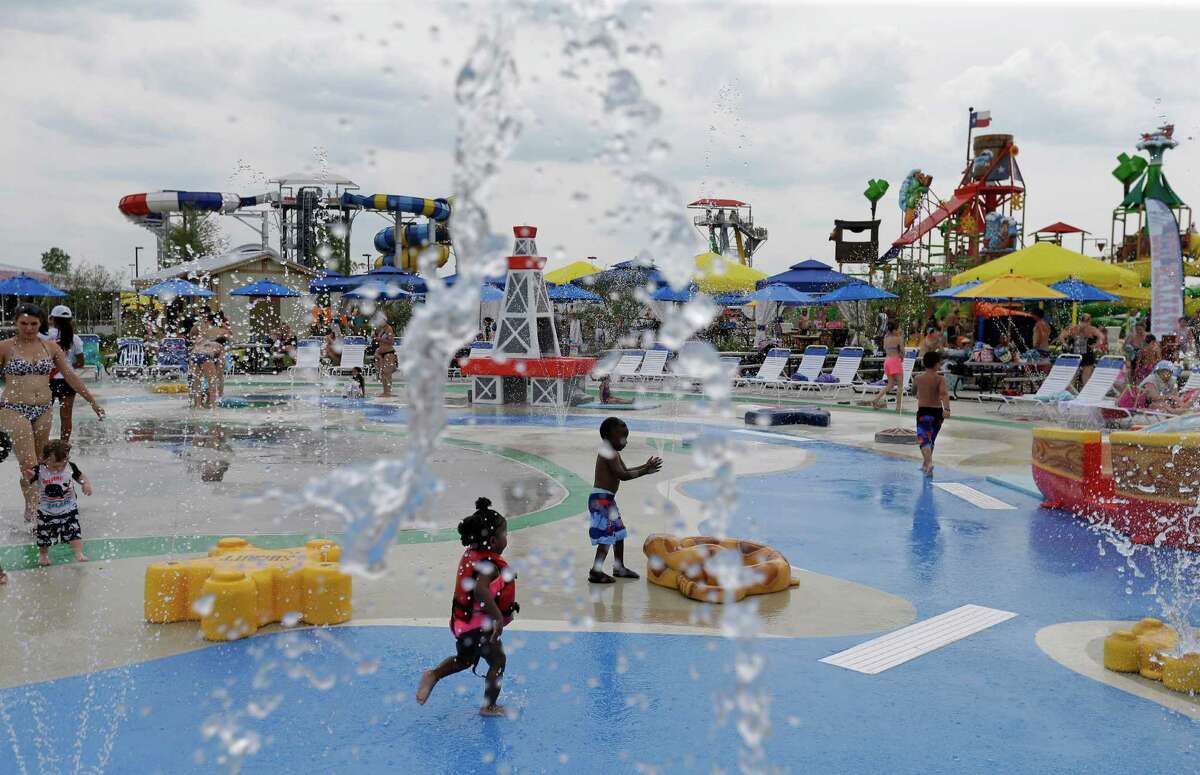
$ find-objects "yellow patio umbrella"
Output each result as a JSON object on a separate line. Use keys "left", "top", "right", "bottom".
{"left": 544, "top": 260, "right": 600, "bottom": 285}
{"left": 951, "top": 274, "right": 1068, "bottom": 301}
{"left": 693, "top": 251, "right": 767, "bottom": 293}
{"left": 950, "top": 242, "right": 1138, "bottom": 290}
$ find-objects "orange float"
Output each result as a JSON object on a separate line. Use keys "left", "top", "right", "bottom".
{"left": 642, "top": 534, "right": 799, "bottom": 603}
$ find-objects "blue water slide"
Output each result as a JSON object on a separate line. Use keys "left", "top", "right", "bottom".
{"left": 373, "top": 223, "right": 452, "bottom": 252}
{"left": 339, "top": 192, "right": 451, "bottom": 222}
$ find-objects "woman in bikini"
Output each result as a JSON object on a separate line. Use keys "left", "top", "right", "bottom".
{"left": 374, "top": 318, "right": 398, "bottom": 397}
{"left": 188, "top": 316, "right": 223, "bottom": 408}
{"left": 0, "top": 305, "right": 103, "bottom": 579}
{"left": 871, "top": 320, "right": 905, "bottom": 412}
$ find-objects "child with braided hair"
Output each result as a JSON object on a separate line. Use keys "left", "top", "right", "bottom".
{"left": 416, "top": 497, "right": 518, "bottom": 716}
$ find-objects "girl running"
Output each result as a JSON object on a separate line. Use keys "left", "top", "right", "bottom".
{"left": 416, "top": 498, "right": 518, "bottom": 716}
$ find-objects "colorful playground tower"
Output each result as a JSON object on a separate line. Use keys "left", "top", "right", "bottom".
{"left": 887, "top": 109, "right": 1026, "bottom": 273}
{"left": 1110, "top": 123, "right": 1194, "bottom": 266}
{"left": 118, "top": 174, "right": 452, "bottom": 273}
{"left": 461, "top": 226, "right": 595, "bottom": 406}
{"left": 688, "top": 198, "right": 768, "bottom": 266}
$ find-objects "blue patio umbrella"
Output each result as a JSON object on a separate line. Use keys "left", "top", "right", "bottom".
{"left": 649, "top": 284, "right": 697, "bottom": 303}
{"left": 140, "top": 278, "right": 213, "bottom": 298}
{"left": 815, "top": 282, "right": 898, "bottom": 303}
{"left": 744, "top": 283, "right": 818, "bottom": 305}
{"left": 583, "top": 260, "right": 667, "bottom": 289}
{"left": 344, "top": 281, "right": 413, "bottom": 301}
{"left": 309, "top": 270, "right": 360, "bottom": 293}
{"left": 1049, "top": 278, "right": 1121, "bottom": 303}
{"left": 362, "top": 266, "right": 428, "bottom": 294}
{"left": 479, "top": 284, "right": 505, "bottom": 302}
{"left": 0, "top": 274, "right": 66, "bottom": 298}
{"left": 759, "top": 259, "right": 855, "bottom": 293}
{"left": 930, "top": 279, "right": 981, "bottom": 298}
{"left": 547, "top": 283, "right": 602, "bottom": 303}
{"left": 443, "top": 272, "right": 506, "bottom": 288}
{"left": 230, "top": 280, "right": 302, "bottom": 298}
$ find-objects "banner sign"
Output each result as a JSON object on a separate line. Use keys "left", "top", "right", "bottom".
{"left": 1147, "top": 197, "right": 1184, "bottom": 337}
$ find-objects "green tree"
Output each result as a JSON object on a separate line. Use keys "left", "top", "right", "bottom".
{"left": 41, "top": 246, "right": 71, "bottom": 275}
{"left": 163, "top": 206, "right": 226, "bottom": 265}
{"left": 62, "top": 261, "right": 123, "bottom": 330}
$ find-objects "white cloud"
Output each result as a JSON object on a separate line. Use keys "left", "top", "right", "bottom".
{"left": 1, "top": 2, "right": 1199, "bottom": 282}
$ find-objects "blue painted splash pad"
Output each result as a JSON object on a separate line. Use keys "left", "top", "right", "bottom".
{"left": 2, "top": 410, "right": 1197, "bottom": 772}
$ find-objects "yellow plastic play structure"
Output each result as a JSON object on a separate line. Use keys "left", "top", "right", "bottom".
{"left": 642, "top": 534, "right": 800, "bottom": 603}
{"left": 144, "top": 537, "right": 352, "bottom": 641}
{"left": 1103, "top": 617, "right": 1200, "bottom": 693}
{"left": 151, "top": 382, "right": 189, "bottom": 394}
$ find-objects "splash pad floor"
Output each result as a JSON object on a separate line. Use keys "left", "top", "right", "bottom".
{"left": 0, "top": 376, "right": 1196, "bottom": 772}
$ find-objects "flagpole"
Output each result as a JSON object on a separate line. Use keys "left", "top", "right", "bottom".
{"left": 966, "top": 106, "right": 974, "bottom": 170}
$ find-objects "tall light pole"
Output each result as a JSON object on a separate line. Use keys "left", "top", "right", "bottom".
{"left": 362, "top": 252, "right": 371, "bottom": 274}
{"left": 131, "top": 246, "right": 144, "bottom": 279}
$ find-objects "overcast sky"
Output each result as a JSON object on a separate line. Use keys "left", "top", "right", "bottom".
{"left": 2, "top": 1, "right": 1198, "bottom": 282}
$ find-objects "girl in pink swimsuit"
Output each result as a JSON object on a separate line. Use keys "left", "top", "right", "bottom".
{"left": 871, "top": 320, "right": 905, "bottom": 412}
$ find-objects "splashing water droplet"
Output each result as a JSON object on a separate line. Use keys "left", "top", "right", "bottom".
{"left": 192, "top": 594, "right": 215, "bottom": 617}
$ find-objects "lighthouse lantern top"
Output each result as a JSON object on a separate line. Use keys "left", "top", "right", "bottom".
{"left": 509, "top": 224, "right": 545, "bottom": 270}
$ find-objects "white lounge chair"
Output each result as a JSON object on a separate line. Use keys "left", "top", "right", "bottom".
{"left": 782, "top": 345, "right": 828, "bottom": 389}
{"left": 794, "top": 346, "right": 864, "bottom": 397}
{"left": 634, "top": 348, "right": 670, "bottom": 381}
{"left": 734, "top": 348, "right": 791, "bottom": 391}
{"left": 612, "top": 351, "right": 646, "bottom": 382}
{"left": 288, "top": 338, "right": 323, "bottom": 377}
{"left": 328, "top": 336, "right": 368, "bottom": 377}
{"left": 112, "top": 338, "right": 146, "bottom": 379}
{"left": 855, "top": 348, "right": 918, "bottom": 401}
{"left": 996, "top": 354, "right": 1082, "bottom": 418}
{"left": 1055, "top": 355, "right": 1126, "bottom": 420}
{"left": 669, "top": 345, "right": 739, "bottom": 391}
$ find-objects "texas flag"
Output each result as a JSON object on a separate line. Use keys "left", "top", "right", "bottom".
{"left": 970, "top": 109, "right": 992, "bottom": 129}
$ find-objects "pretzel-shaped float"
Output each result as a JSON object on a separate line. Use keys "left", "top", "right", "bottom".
{"left": 643, "top": 534, "right": 800, "bottom": 603}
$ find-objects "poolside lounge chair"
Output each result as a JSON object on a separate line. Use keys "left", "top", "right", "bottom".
{"left": 612, "top": 351, "right": 646, "bottom": 382}
{"left": 77, "top": 334, "right": 102, "bottom": 381}
{"left": 734, "top": 348, "right": 790, "bottom": 391}
{"left": 669, "top": 346, "right": 739, "bottom": 391}
{"left": 112, "top": 337, "right": 146, "bottom": 379}
{"left": 634, "top": 347, "right": 670, "bottom": 382}
{"left": 794, "top": 346, "right": 864, "bottom": 397}
{"left": 781, "top": 345, "right": 828, "bottom": 388}
{"left": 853, "top": 348, "right": 918, "bottom": 401}
{"left": 996, "top": 354, "right": 1081, "bottom": 418}
{"left": 1054, "top": 356, "right": 1127, "bottom": 420}
{"left": 328, "top": 336, "right": 368, "bottom": 377}
{"left": 149, "top": 337, "right": 189, "bottom": 381}
{"left": 287, "top": 338, "right": 323, "bottom": 377}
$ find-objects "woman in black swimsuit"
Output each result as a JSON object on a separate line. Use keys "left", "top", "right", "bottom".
{"left": 0, "top": 304, "right": 103, "bottom": 547}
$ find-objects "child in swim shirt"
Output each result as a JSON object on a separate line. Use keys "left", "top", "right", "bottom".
{"left": 30, "top": 439, "right": 92, "bottom": 566}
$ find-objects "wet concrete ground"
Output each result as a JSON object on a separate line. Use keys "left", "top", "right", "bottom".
{"left": 6, "top": 374, "right": 1187, "bottom": 773}
{"left": 0, "top": 390, "right": 562, "bottom": 545}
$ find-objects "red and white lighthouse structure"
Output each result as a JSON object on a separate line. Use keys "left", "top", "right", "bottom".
{"left": 462, "top": 226, "right": 595, "bottom": 405}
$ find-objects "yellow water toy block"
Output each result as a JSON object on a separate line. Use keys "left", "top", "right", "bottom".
{"left": 643, "top": 534, "right": 799, "bottom": 603}
{"left": 144, "top": 537, "right": 352, "bottom": 641}
{"left": 151, "top": 382, "right": 189, "bottom": 394}
{"left": 1103, "top": 617, "right": 1200, "bottom": 693}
